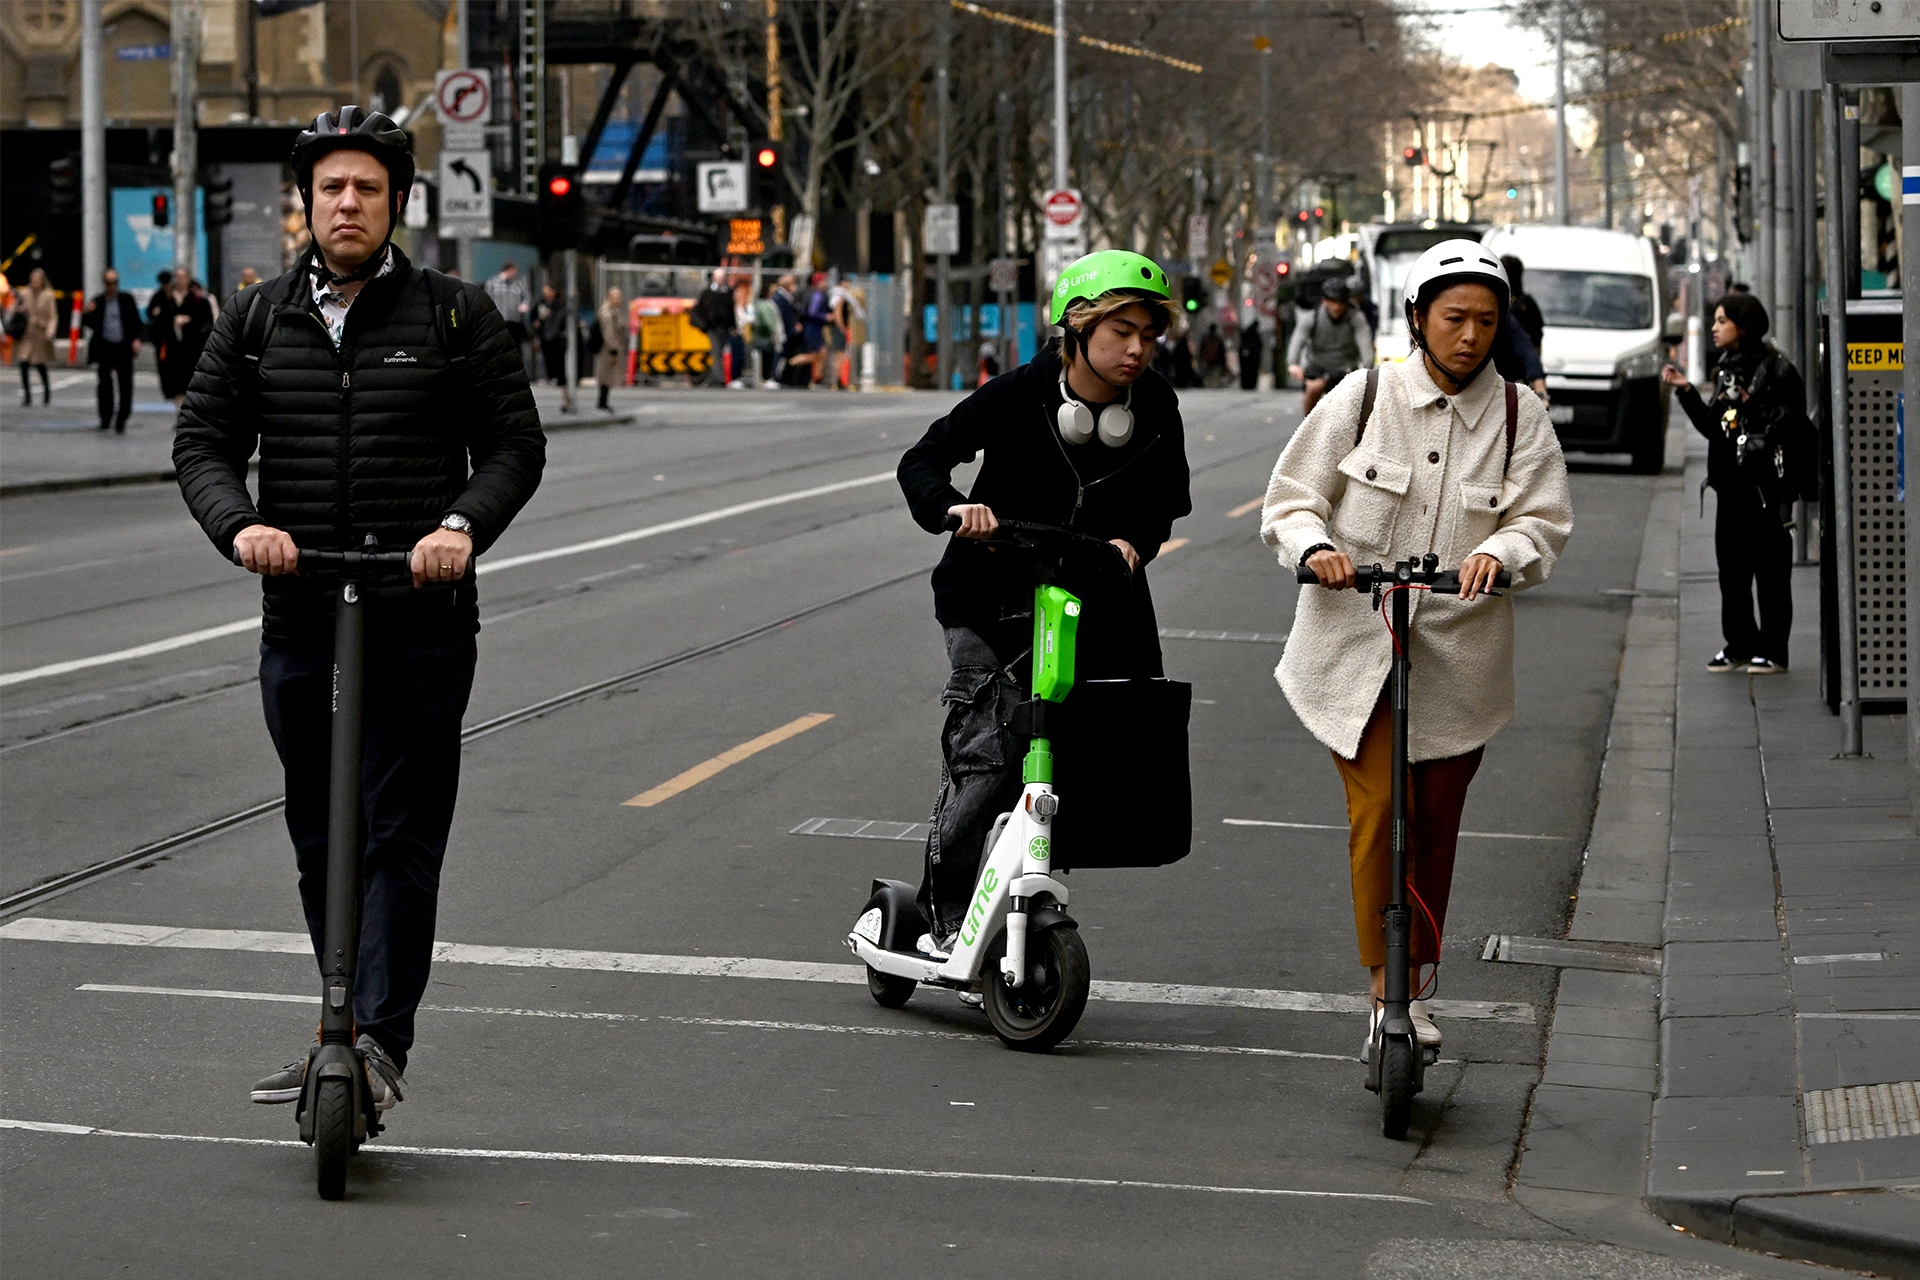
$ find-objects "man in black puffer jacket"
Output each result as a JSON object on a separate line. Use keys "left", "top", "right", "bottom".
{"left": 897, "top": 249, "right": 1190, "bottom": 951}
{"left": 174, "top": 107, "right": 544, "bottom": 1112}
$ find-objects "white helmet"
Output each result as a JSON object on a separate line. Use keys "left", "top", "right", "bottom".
{"left": 1400, "top": 239, "right": 1510, "bottom": 328}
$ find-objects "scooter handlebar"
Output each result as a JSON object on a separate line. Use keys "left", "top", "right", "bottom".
{"left": 1294, "top": 561, "right": 1511, "bottom": 592}
{"left": 231, "top": 546, "right": 417, "bottom": 572}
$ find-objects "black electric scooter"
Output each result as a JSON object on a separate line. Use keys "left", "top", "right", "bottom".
{"left": 1297, "top": 554, "right": 1509, "bottom": 1139}
{"left": 236, "top": 536, "right": 415, "bottom": 1198}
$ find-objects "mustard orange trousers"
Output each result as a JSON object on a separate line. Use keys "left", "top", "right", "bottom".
{"left": 1331, "top": 694, "right": 1483, "bottom": 968}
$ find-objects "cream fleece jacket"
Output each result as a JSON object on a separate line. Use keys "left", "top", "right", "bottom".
{"left": 1260, "top": 358, "right": 1573, "bottom": 761}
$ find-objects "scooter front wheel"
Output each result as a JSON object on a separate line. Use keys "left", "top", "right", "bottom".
{"left": 866, "top": 965, "right": 916, "bottom": 1008}
{"left": 1378, "top": 1035, "right": 1415, "bottom": 1140}
{"left": 984, "top": 924, "right": 1089, "bottom": 1052}
{"left": 314, "top": 1076, "right": 354, "bottom": 1200}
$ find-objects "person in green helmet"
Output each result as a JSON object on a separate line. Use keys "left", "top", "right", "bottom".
{"left": 896, "top": 249, "right": 1193, "bottom": 955}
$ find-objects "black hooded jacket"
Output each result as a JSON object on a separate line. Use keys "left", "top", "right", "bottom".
{"left": 897, "top": 346, "right": 1191, "bottom": 675}
{"left": 1675, "top": 343, "right": 1813, "bottom": 507}
{"left": 173, "top": 246, "right": 546, "bottom": 646}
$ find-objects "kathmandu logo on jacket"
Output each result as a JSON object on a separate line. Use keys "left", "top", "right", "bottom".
{"left": 384, "top": 350, "right": 419, "bottom": 364}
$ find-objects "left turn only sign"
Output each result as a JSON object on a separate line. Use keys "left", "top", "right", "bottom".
{"left": 438, "top": 150, "right": 492, "bottom": 239}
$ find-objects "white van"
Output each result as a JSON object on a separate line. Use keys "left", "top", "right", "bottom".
{"left": 1480, "top": 225, "right": 1672, "bottom": 473}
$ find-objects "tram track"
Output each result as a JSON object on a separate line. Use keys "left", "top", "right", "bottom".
{"left": 0, "top": 565, "right": 929, "bottom": 919}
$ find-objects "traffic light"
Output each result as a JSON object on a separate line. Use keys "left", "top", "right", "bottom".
{"left": 1313, "top": 206, "right": 1325, "bottom": 220}
{"left": 47, "top": 154, "right": 78, "bottom": 217}
{"left": 1275, "top": 261, "right": 1291, "bottom": 277}
{"left": 1295, "top": 210, "right": 1310, "bottom": 225}
{"left": 151, "top": 192, "right": 170, "bottom": 228}
{"left": 1179, "top": 276, "right": 1204, "bottom": 312}
{"left": 204, "top": 172, "right": 234, "bottom": 227}
{"left": 536, "top": 162, "right": 584, "bottom": 252}
{"left": 1506, "top": 184, "right": 1519, "bottom": 200}
{"left": 1402, "top": 146, "right": 1424, "bottom": 167}
{"left": 751, "top": 140, "right": 785, "bottom": 210}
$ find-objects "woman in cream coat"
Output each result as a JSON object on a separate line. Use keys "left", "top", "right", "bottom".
{"left": 1260, "top": 240, "right": 1572, "bottom": 1052}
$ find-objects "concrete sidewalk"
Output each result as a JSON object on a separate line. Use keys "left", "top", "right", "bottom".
{"left": 1647, "top": 433, "right": 1920, "bottom": 1270}
{"left": 0, "top": 372, "right": 632, "bottom": 497}
{"left": 1515, "top": 420, "right": 1920, "bottom": 1278}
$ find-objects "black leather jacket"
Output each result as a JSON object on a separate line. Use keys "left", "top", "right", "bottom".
{"left": 174, "top": 246, "right": 546, "bottom": 646}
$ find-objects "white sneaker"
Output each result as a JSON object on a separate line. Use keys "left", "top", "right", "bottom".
{"left": 1409, "top": 1000, "right": 1442, "bottom": 1049}
{"left": 915, "top": 932, "right": 955, "bottom": 960}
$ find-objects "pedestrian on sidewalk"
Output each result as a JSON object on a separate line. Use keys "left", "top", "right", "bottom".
{"left": 81, "top": 268, "right": 145, "bottom": 433}
{"left": 1262, "top": 240, "right": 1572, "bottom": 1054}
{"left": 11, "top": 268, "right": 59, "bottom": 406}
{"left": 484, "top": 260, "right": 532, "bottom": 373}
{"left": 534, "top": 281, "right": 573, "bottom": 411}
{"left": 149, "top": 267, "right": 215, "bottom": 407}
{"left": 593, "top": 286, "right": 625, "bottom": 411}
{"left": 691, "top": 268, "right": 736, "bottom": 387}
{"left": 1662, "top": 293, "right": 1815, "bottom": 675}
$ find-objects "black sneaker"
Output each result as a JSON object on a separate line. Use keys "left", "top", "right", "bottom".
{"left": 357, "top": 1034, "right": 406, "bottom": 1112}
{"left": 1744, "top": 657, "right": 1786, "bottom": 675}
{"left": 251, "top": 1053, "right": 308, "bottom": 1105}
{"left": 1706, "top": 649, "right": 1745, "bottom": 672}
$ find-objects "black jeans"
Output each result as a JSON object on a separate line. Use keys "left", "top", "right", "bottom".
{"left": 918, "top": 626, "right": 1027, "bottom": 937}
{"left": 1714, "top": 488, "right": 1793, "bottom": 664}
{"left": 260, "top": 630, "right": 477, "bottom": 1070}
{"left": 95, "top": 347, "right": 134, "bottom": 429}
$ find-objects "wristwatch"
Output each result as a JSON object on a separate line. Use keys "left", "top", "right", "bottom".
{"left": 439, "top": 513, "right": 474, "bottom": 537}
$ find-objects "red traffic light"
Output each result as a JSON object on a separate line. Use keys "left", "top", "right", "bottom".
{"left": 1276, "top": 262, "right": 1291, "bottom": 276}
{"left": 755, "top": 146, "right": 778, "bottom": 169}
{"left": 1313, "top": 206, "right": 1325, "bottom": 218}
{"left": 1402, "top": 146, "right": 1424, "bottom": 166}
{"left": 1295, "top": 210, "right": 1309, "bottom": 223}
{"left": 546, "top": 173, "right": 573, "bottom": 198}
{"left": 151, "top": 192, "right": 170, "bottom": 227}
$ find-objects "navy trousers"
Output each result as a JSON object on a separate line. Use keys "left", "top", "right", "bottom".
{"left": 260, "top": 631, "right": 477, "bottom": 1071}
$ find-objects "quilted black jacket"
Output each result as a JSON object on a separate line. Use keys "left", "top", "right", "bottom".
{"left": 174, "top": 246, "right": 546, "bottom": 646}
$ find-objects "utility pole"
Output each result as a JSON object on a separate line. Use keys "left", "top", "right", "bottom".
{"left": 995, "top": 22, "right": 1015, "bottom": 376}
{"left": 1601, "top": 46, "right": 1614, "bottom": 228}
{"left": 1554, "top": 0, "right": 1570, "bottom": 225}
{"left": 81, "top": 0, "right": 105, "bottom": 300}
{"left": 1904, "top": 83, "right": 1920, "bottom": 823}
{"left": 1752, "top": 0, "right": 1773, "bottom": 308}
{"left": 171, "top": 0, "right": 200, "bottom": 274}
{"left": 1256, "top": 3, "right": 1272, "bottom": 232}
{"left": 767, "top": 0, "right": 785, "bottom": 246}
{"left": 1823, "top": 84, "right": 1864, "bottom": 756}
{"left": 1053, "top": 0, "right": 1068, "bottom": 191}
{"left": 934, "top": 0, "right": 953, "bottom": 391}
{"left": 244, "top": 0, "right": 259, "bottom": 121}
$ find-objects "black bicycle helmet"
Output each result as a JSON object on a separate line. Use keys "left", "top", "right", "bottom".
{"left": 292, "top": 105, "right": 416, "bottom": 224}
{"left": 1319, "top": 277, "right": 1351, "bottom": 302}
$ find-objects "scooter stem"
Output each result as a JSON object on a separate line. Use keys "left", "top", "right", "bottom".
{"left": 319, "top": 580, "right": 366, "bottom": 1047}
{"left": 1381, "top": 562, "right": 1413, "bottom": 1022}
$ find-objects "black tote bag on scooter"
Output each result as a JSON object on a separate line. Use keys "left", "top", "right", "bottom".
{"left": 1046, "top": 676, "right": 1193, "bottom": 870}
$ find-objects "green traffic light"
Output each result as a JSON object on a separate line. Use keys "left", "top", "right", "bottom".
{"left": 1185, "top": 299, "right": 1199, "bottom": 311}
{"left": 1506, "top": 186, "right": 1518, "bottom": 199}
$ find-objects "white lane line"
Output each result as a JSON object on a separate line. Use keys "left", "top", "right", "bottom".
{"left": 1223, "top": 818, "right": 1570, "bottom": 842}
{"left": 76, "top": 984, "right": 1363, "bottom": 1061}
{"left": 0, "top": 618, "right": 261, "bottom": 690}
{"left": 0, "top": 471, "right": 895, "bottom": 690}
{"left": 1798, "top": 1012, "right": 1920, "bottom": 1021}
{"left": 0, "top": 1118, "right": 1428, "bottom": 1202}
{"left": 6, "top": 919, "right": 1533, "bottom": 1023}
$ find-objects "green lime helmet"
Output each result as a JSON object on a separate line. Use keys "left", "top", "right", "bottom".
{"left": 1049, "top": 249, "right": 1173, "bottom": 327}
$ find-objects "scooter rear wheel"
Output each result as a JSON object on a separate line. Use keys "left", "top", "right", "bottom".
{"left": 1378, "top": 1035, "right": 1414, "bottom": 1140}
{"left": 314, "top": 1076, "right": 353, "bottom": 1200}
{"left": 984, "top": 924, "right": 1089, "bottom": 1052}
{"left": 866, "top": 965, "right": 916, "bottom": 1008}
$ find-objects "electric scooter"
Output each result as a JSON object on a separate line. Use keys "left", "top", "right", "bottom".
{"left": 848, "top": 518, "right": 1140, "bottom": 1052}
{"left": 236, "top": 536, "right": 415, "bottom": 1199}
{"left": 1296, "top": 554, "right": 1509, "bottom": 1139}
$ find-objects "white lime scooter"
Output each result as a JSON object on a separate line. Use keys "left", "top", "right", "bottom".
{"left": 846, "top": 519, "right": 1100, "bottom": 1051}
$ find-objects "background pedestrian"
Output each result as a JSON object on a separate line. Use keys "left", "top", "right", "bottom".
{"left": 594, "top": 286, "right": 625, "bottom": 411}
{"left": 81, "top": 267, "right": 145, "bottom": 432}
{"left": 11, "top": 267, "right": 59, "bottom": 405}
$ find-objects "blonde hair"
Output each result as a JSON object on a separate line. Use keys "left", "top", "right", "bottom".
{"left": 1061, "top": 293, "right": 1172, "bottom": 365}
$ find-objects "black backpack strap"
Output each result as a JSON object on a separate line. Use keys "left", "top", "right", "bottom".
{"left": 421, "top": 269, "right": 472, "bottom": 363}
{"left": 1504, "top": 379, "right": 1519, "bottom": 474}
{"left": 239, "top": 283, "right": 277, "bottom": 367}
{"left": 1354, "top": 365, "right": 1380, "bottom": 447}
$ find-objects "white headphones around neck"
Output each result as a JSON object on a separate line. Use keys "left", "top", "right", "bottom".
{"left": 1056, "top": 377, "right": 1134, "bottom": 448}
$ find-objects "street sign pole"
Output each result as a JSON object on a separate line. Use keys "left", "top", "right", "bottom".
{"left": 935, "top": 0, "right": 953, "bottom": 391}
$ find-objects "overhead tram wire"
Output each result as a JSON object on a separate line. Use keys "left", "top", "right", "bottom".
{"left": 949, "top": 1, "right": 1203, "bottom": 74}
